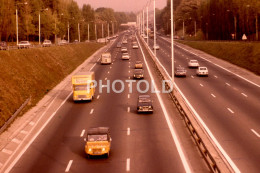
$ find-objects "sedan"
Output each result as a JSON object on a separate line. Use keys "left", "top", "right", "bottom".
{"left": 121, "top": 47, "right": 127, "bottom": 53}
{"left": 174, "top": 67, "right": 186, "bottom": 77}
{"left": 153, "top": 44, "right": 160, "bottom": 50}
{"left": 135, "top": 61, "right": 143, "bottom": 69}
{"left": 122, "top": 52, "right": 130, "bottom": 60}
{"left": 137, "top": 95, "right": 153, "bottom": 113}
{"left": 133, "top": 69, "right": 144, "bottom": 79}
{"left": 197, "top": 67, "right": 208, "bottom": 76}
{"left": 188, "top": 60, "right": 199, "bottom": 68}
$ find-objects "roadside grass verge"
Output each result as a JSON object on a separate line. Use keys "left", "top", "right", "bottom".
{"left": 0, "top": 43, "right": 104, "bottom": 127}
{"left": 177, "top": 40, "right": 260, "bottom": 75}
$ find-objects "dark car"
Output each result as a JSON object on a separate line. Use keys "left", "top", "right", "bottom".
{"left": 174, "top": 67, "right": 186, "bottom": 77}
{"left": 0, "top": 41, "right": 7, "bottom": 50}
{"left": 137, "top": 95, "right": 153, "bottom": 113}
{"left": 133, "top": 69, "right": 144, "bottom": 79}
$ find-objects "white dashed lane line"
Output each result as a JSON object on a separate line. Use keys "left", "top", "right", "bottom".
{"left": 200, "top": 84, "right": 204, "bottom": 87}
{"left": 214, "top": 75, "right": 218, "bottom": 78}
{"left": 11, "top": 138, "right": 21, "bottom": 144}
{"left": 227, "top": 108, "right": 234, "bottom": 114}
{"left": 2, "top": 149, "right": 13, "bottom": 155}
{"left": 80, "top": 129, "right": 85, "bottom": 137}
{"left": 126, "top": 158, "right": 130, "bottom": 172}
{"left": 251, "top": 129, "right": 260, "bottom": 138}
{"left": 29, "top": 122, "right": 35, "bottom": 126}
{"left": 65, "top": 160, "right": 73, "bottom": 172}
{"left": 225, "top": 83, "right": 231, "bottom": 86}
{"left": 127, "top": 128, "right": 130, "bottom": 136}
{"left": 128, "top": 94, "right": 130, "bottom": 99}
{"left": 127, "top": 107, "right": 130, "bottom": 113}
{"left": 211, "top": 94, "right": 216, "bottom": 98}
{"left": 191, "top": 76, "right": 194, "bottom": 78}
{"left": 97, "top": 95, "right": 100, "bottom": 99}
{"left": 20, "top": 130, "right": 28, "bottom": 135}
{"left": 241, "top": 93, "right": 248, "bottom": 97}
{"left": 90, "top": 109, "right": 94, "bottom": 114}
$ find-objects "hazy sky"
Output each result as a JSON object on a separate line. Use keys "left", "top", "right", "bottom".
{"left": 74, "top": 0, "right": 167, "bottom": 12}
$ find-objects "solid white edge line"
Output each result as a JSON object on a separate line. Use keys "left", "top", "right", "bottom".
{"left": 80, "top": 129, "right": 85, "bottom": 137}
{"left": 126, "top": 158, "right": 130, "bottom": 172}
{"left": 251, "top": 129, "right": 260, "bottom": 138}
{"left": 136, "top": 35, "right": 192, "bottom": 173}
{"left": 146, "top": 36, "right": 241, "bottom": 172}
{"left": 65, "top": 160, "right": 73, "bottom": 172}
{"left": 3, "top": 92, "right": 72, "bottom": 173}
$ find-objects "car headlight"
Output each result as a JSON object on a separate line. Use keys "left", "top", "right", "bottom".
{"left": 139, "top": 106, "right": 142, "bottom": 109}
{"left": 102, "top": 148, "right": 106, "bottom": 151}
{"left": 148, "top": 106, "right": 152, "bottom": 108}
{"left": 88, "top": 148, "right": 92, "bottom": 152}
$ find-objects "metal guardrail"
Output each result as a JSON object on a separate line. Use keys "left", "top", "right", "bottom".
{"left": 0, "top": 97, "right": 30, "bottom": 134}
{"left": 138, "top": 35, "right": 223, "bottom": 173}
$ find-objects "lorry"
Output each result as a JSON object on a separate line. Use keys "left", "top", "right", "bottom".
{"left": 101, "top": 52, "right": 112, "bottom": 64}
{"left": 72, "top": 72, "right": 95, "bottom": 101}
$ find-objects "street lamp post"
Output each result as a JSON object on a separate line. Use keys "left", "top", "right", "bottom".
{"left": 153, "top": 0, "right": 156, "bottom": 57}
{"left": 54, "top": 13, "right": 63, "bottom": 44}
{"left": 39, "top": 8, "right": 48, "bottom": 45}
{"left": 16, "top": 2, "right": 27, "bottom": 45}
{"left": 147, "top": 6, "right": 148, "bottom": 43}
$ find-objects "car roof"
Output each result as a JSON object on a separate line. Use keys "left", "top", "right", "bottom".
{"left": 138, "top": 95, "right": 150, "bottom": 99}
{"left": 87, "top": 127, "right": 110, "bottom": 135}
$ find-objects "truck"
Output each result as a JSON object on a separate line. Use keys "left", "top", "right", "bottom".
{"left": 101, "top": 52, "right": 112, "bottom": 64}
{"left": 72, "top": 72, "right": 95, "bottom": 101}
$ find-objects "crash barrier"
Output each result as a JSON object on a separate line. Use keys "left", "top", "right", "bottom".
{"left": 0, "top": 97, "right": 30, "bottom": 134}
{"left": 138, "top": 35, "right": 233, "bottom": 173}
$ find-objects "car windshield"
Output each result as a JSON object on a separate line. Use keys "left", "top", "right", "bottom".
{"left": 139, "top": 98, "right": 151, "bottom": 103}
{"left": 88, "top": 134, "right": 108, "bottom": 141}
{"left": 123, "top": 53, "right": 128, "bottom": 55}
{"left": 136, "top": 61, "right": 142, "bottom": 64}
{"left": 20, "top": 41, "right": 28, "bottom": 44}
{"left": 190, "top": 60, "right": 198, "bottom": 63}
{"left": 74, "top": 84, "right": 90, "bottom": 91}
{"left": 200, "top": 67, "right": 207, "bottom": 70}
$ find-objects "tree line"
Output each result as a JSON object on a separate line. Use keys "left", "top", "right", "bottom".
{"left": 157, "top": 0, "right": 260, "bottom": 40}
{"left": 0, "top": 0, "right": 136, "bottom": 43}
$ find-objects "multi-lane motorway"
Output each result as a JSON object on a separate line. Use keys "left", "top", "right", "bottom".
{"left": 146, "top": 36, "right": 260, "bottom": 173}
{"left": 6, "top": 33, "right": 210, "bottom": 172}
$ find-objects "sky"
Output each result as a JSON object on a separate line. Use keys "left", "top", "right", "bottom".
{"left": 74, "top": 0, "right": 167, "bottom": 12}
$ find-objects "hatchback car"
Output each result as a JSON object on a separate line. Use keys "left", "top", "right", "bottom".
{"left": 122, "top": 52, "right": 130, "bottom": 60}
{"left": 175, "top": 67, "right": 187, "bottom": 77}
{"left": 188, "top": 60, "right": 199, "bottom": 68}
{"left": 42, "top": 40, "right": 52, "bottom": 47}
{"left": 135, "top": 61, "right": 143, "bottom": 69}
{"left": 133, "top": 69, "right": 144, "bottom": 79}
{"left": 197, "top": 67, "right": 208, "bottom": 76}
{"left": 137, "top": 95, "right": 153, "bottom": 113}
{"left": 0, "top": 41, "right": 7, "bottom": 50}
{"left": 85, "top": 127, "right": 112, "bottom": 158}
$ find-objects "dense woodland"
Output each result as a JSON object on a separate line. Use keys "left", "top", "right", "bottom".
{"left": 0, "top": 0, "right": 136, "bottom": 43}
{"left": 158, "top": 0, "right": 260, "bottom": 40}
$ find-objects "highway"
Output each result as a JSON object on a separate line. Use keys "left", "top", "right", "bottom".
{"left": 146, "top": 36, "right": 260, "bottom": 173}
{"left": 7, "top": 32, "right": 209, "bottom": 172}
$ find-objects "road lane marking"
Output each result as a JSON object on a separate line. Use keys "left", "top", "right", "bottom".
{"left": 80, "top": 130, "right": 85, "bottom": 137}
{"left": 126, "top": 158, "right": 130, "bottom": 172}
{"left": 90, "top": 109, "right": 94, "bottom": 114}
{"left": 214, "top": 75, "right": 218, "bottom": 78}
{"left": 11, "top": 138, "right": 21, "bottom": 144}
{"left": 110, "top": 66, "right": 112, "bottom": 69}
{"left": 128, "top": 94, "right": 130, "bottom": 99}
{"left": 129, "top": 65, "right": 130, "bottom": 68}
{"left": 137, "top": 35, "right": 192, "bottom": 173}
{"left": 251, "top": 129, "right": 260, "bottom": 138}
{"left": 128, "top": 76, "right": 131, "bottom": 79}
{"left": 2, "top": 149, "right": 13, "bottom": 155}
{"left": 65, "top": 160, "right": 73, "bottom": 172}
{"left": 211, "top": 94, "right": 216, "bottom": 98}
{"left": 241, "top": 93, "right": 248, "bottom": 97}
{"left": 127, "top": 107, "right": 130, "bottom": 113}
{"left": 29, "top": 121, "right": 35, "bottom": 126}
{"left": 191, "top": 75, "right": 194, "bottom": 78}
{"left": 200, "top": 84, "right": 204, "bottom": 87}
{"left": 225, "top": 83, "right": 231, "bottom": 86}
{"left": 97, "top": 95, "right": 100, "bottom": 99}
{"left": 227, "top": 108, "right": 234, "bottom": 114}
{"left": 127, "top": 128, "right": 130, "bottom": 135}
{"left": 108, "top": 71, "right": 110, "bottom": 74}
{"left": 20, "top": 130, "right": 28, "bottom": 135}
{"left": 105, "top": 78, "right": 107, "bottom": 80}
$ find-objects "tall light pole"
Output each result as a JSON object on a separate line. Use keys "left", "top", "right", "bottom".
{"left": 171, "top": 0, "right": 174, "bottom": 81}
{"left": 88, "top": 23, "right": 90, "bottom": 41}
{"left": 39, "top": 8, "right": 48, "bottom": 45}
{"left": 16, "top": 2, "right": 27, "bottom": 45}
{"left": 147, "top": 6, "right": 149, "bottom": 44}
{"left": 68, "top": 22, "right": 70, "bottom": 42}
{"left": 153, "top": 0, "right": 156, "bottom": 57}
{"left": 102, "top": 23, "right": 104, "bottom": 38}
{"left": 78, "top": 22, "right": 80, "bottom": 42}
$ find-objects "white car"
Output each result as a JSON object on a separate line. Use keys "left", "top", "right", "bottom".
{"left": 18, "top": 41, "right": 30, "bottom": 49}
{"left": 132, "top": 44, "right": 138, "bottom": 49}
{"left": 121, "top": 47, "right": 127, "bottom": 53}
{"left": 122, "top": 39, "right": 128, "bottom": 44}
{"left": 153, "top": 44, "right": 160, "bottom": 50}
{"left": 122, "top": 52, "right": 130, "bottom": 60}
{"left": 188, "top": 60, "right": 199, "bottom": 68}
{"left": 42, "top": 40, "right": 52, "bottom": 47}
{"left": 197, "top": 67, "right": 208, "bottom": 76}
{"left": 59, "top": 40, "right": 68, "bottom": 45}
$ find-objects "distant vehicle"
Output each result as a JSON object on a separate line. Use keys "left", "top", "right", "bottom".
{"left": 122, "top": 52, "right": 130, "bottom": 60}
{"left": 117, "top": 43, "right": 121, "bottom": 48}
{"left": 71, "top": 72, "right": 95, "bottom": 101}
{"left": 122, "top": 39, "right": 127, "bottom": 44}
{"left": 74, "top": 39, "right": 79, "bottom": 43}
{"left": 42, "top": 40, "right": 52, "bottom": 47}
{"left": 174, "top": 67, "right": 186, "bottom": 77}
{"left": 18, "top": 41, "right": 30, "bottom": 49}
{"left": 59, "top": 40, "right": 68, "bottom": 45}
{"left": 137, "top": 95, "right": 153, "bottom": 113}
{"left": 132, "top": 42, "right": 138, "bottom": 49}
{"left": 173, "top": 35, "right": 179, "bottom": 39}
{"left": 143, "top": 35, "right": 148, "bottom": 39}
{"left": 0, "top": 41, "right": 7, "bottom": 50}
{"left": 197, "top": 67, "right": 208, "bottom": 76}
{"left": 85, "top": 127, "right": 112, "bottom": 158}
{"left": 121, "top": 47, "right": 127, "bottom": 53}
{"left": 133, "top": 69, "right": 144, "bottom": 79}
{"left": 101, "top": 52, "right": 112, "bottom": 64}
{"left": 153, "top": 44, "right": 160, "bottom": 50}
{"left": 135, "top": 61, "right": 143, "bottom": 69}
{"left": 188, "top": 60, "right": 199, "bottom": 68}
